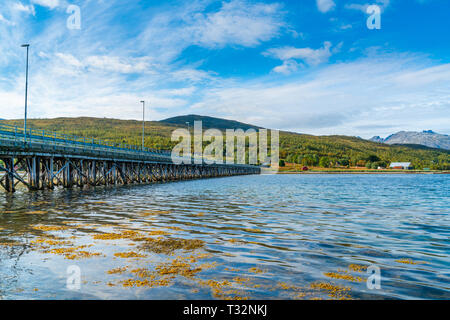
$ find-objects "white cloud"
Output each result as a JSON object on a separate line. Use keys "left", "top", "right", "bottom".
{"left": 0, "top": 64, "right": 189, "bottom": 121}
{"left": 191, "top": 0, "right": 284, "bottom": 48}
{"left": 159, "top": 87, "right": 196, "bottom": 96}
{"left": 171, "top": 68, "right": 217, "bottom": 83}
{"left": 264, "top": 42, "right": 341, "bottom": 73}
{"left": 265, "top": 42, "right": 333, "bottom": 65}
{"left": 55, "top": 53, "right": 83, "bottom": 68}
{"left": 84, "top": 56, "right": 152, "bottom": 74}
{"left": 345, "top": 0, "right": 390, "bottom": 12}
{"left": 31, "top": 0, "right": 60, "bottom": 10}
{"left": 316, "top": 0, "right": 336, "bottom": 13}
{"left": 272, "top": 60, "right": 300, "bottom": 74}
{"left": 52, "top": 53, "right": 154, "bottom": 74}
{"left": 137, "top": 0, "right": 285, "bottom": 63}
{"left": 0, "top": 13, "right": 15, "bottom": 26}
{"left": 345, "top": 3, "right": 368, "bottom": 12}
{"left": 0, "top": 90, "right": 23, "bottom": 119}
{"left": 188, "top": 56, "right": 450, "bottom": 137}
{"left": 11, "top": 2, "right": 36, "bottom": 15}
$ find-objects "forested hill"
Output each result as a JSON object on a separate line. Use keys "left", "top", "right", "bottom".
{"left": 161, "top": 115, "right": 261, "bottom": 131}
{"left": 1, "top": 116, "right": 449, "bottom": 170}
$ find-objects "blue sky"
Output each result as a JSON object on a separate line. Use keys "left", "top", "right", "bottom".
{"left": 0, "top": 0, "right": 449, "bottom": 138}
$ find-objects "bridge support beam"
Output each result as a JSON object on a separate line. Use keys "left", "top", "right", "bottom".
{"left": 2, "top": 158, "right": 15, "bottom": 193}
{"left": 0, "top": 155, "right": 260, "bottom": 193}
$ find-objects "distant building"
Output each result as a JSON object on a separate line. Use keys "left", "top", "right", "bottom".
{"left": 389, "top": 162, "right": 412, "bottom": 170}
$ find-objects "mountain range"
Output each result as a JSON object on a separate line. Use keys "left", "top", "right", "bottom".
{"left": 370, "top": 130, "right": 450, "bottom": 150}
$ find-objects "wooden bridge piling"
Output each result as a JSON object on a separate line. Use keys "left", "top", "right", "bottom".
{"left": 0, "top": 155, "right": 260, "bottom": 193}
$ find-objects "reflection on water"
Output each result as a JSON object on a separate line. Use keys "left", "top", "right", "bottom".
{"left": 0, "top": 174, "right": 449, "bottom": 300}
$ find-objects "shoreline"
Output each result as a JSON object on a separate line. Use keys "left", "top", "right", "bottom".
{"left": 272, "top": 169, "right": 449, "bottom": 175}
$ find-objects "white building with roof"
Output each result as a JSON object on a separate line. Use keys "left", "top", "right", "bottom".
{"left": 389, "top": 162, "right": 412, "bottom": 169}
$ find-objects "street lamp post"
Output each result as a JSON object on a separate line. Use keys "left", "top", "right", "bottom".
{"left": 186, "top": 122, "right": 190, "bottom": 132}
{"left": 140, "top": 101, "right": 145, "bottom": 150}
{"left": 21, "top": 44, "right": 30, "bottom": 143}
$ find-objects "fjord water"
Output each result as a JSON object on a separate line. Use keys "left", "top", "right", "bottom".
{"left": 0, "top": 174, "right": 449, "bottom": 300}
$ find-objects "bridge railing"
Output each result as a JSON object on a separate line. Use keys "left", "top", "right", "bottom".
{"left": 0, "top": 123, "right": 257, "bottom": 168}
{"left": 0, "top": 122, "right": 172, "bottom": 156}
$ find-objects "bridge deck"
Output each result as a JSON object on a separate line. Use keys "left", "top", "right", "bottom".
{"left": 0, "top": 123, "right": 260, "bottom": 192}
{"left": 0, "top": 123, "right": 254, "bottom": 169}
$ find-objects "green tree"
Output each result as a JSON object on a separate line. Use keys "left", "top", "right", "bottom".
{"left": 319, "top": 157, "right": 330, "bottom": 168}
{"left": 367, "top": 155, "right": 380, "bottom": 162}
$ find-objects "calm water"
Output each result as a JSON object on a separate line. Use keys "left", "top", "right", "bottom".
{"left": 0, "top": 174, "right": 449, "bottom": 300}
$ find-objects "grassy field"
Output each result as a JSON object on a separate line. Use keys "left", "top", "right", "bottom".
{"left": 277, "top": 163, "right": 447, "bottom": 174}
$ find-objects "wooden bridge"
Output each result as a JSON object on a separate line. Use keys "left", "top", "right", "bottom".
{"left": 0, "top": 123, "right": 260, "bottom": 192}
